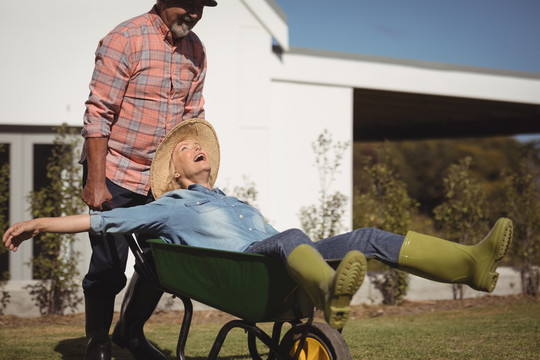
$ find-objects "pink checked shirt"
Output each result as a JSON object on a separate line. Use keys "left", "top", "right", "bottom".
{"left": 82, "top": 6, "right": 207, "bottom": 195}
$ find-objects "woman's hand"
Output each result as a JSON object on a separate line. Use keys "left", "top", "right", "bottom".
{"left": 2, "top": 220, "right": 41, "bottom": 252}
{"left": 3, "top": 214, "right": 91, "bottom": 252}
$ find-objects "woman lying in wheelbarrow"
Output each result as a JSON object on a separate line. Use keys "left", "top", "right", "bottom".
{"left": 3, "top": 118, "right": 513, "bottom": 330}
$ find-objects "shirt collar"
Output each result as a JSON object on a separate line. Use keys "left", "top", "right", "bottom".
{"left": 149, "top": 5, "right": 176, "bottom": 45}
{"left": 187, "top": 184, "right": 225, "bottom": 196}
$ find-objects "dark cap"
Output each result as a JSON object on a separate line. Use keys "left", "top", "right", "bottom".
{"left": 205, "top": 0, "right": 217, "bottom": 6}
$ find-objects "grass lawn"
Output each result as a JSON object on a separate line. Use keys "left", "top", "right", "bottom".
{"left": 0, "top": 295, "right": 538, "bottom": 359}
{"left": 343, "top": 300, "right": 539, "bottom": 359}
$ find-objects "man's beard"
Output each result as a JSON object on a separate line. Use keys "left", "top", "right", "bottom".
{"left": 170, "top": 15, "right": 195, "bottom": 39}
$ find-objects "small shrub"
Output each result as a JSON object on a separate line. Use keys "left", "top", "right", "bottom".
{"left": 354, "top": 155, "right": 417, "bottom": 305}
{"left": 433, "top": 157, "right": 490, "bottom": 299}
{"left": 298, "top": 130, "right": 350, "bottom": 240}
{"left": 502, "top": 150, "right": 540, "bottom": 297}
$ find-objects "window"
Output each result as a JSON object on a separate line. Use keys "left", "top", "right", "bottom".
{"left": 0, "top": 128, "right": 89, "bottom": 283}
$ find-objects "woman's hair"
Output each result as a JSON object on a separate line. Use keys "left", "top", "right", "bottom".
{"left": 165, "top": 153, "right": 182, "bottom": 192}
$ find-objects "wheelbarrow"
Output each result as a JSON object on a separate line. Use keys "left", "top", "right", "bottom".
{"left": 127, "top": 236, "right": 353, "bottom": 360}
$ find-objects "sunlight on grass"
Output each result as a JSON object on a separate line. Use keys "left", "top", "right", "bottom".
{"left": 0, "top": 299, "right": 537, "bottom": 359}
{"left": 343, "top": 302, "right": 539, "bottom": 359}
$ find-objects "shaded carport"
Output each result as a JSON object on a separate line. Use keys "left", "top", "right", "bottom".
{"left": 353, "top": 88, "right": 540, "bottom": 141}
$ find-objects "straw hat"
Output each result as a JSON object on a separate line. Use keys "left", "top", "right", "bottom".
{"left": 150, "top": 118, "right": 220, "bottom": 199}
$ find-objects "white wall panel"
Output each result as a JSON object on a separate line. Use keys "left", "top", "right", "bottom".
{"left": 267, "top": 82, "right": 353, "bottom": 231}
{"left": 0, "top": 0, "right": 150, "bottom": 126}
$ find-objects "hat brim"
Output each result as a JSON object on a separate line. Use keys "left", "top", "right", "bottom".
{"left": 150, "top": 118, "right": 220, "bottom": 199}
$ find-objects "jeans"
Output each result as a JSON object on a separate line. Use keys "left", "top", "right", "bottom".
{"left": 244, "top": 228, "right": 405, "bottom": 267}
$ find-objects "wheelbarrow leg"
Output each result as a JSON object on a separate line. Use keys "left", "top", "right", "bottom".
{"left": 248, "top": 322, "right": 286, "bottom": 360}
{"left": 175, "top": 295, "right": 193, "bottom": 360}
{"left": 248, "top": 331, "right": 264, "bottom": 360}
{"left": 269, "top": 322, "right": 286, "bottom": 360}
{"left": 208, "top": 320, "right": 294, "bottom": 360}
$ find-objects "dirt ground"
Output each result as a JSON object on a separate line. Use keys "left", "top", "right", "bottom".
{"left": 1, "top": 293, "right": 536, "bottom": 328}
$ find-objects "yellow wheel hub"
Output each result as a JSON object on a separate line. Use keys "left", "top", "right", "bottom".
{"left": 289, "top": 337, "right": 331, "bottom": 360}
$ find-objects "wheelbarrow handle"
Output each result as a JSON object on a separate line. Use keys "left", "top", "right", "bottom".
{"left": 126, "top": 233, "right": 160, "bottom": 284}
{"left": 102, "top": 203, "right": 160, "bottom": 285}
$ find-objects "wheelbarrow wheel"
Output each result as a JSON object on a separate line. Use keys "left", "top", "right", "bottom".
{"left": 280, "top": 321, "right": 351, "bottom": 360}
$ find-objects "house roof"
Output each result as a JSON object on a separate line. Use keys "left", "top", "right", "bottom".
{"left": 244, "top": 0, "right": 289, "bottom": 51}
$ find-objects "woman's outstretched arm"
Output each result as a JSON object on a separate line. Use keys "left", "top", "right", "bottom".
{"left": 2, "top": 214, "right": 91, "bottom": 252}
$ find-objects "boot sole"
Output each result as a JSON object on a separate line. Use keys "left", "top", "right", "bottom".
{"left": 480, "top": 218, "right": 513, "bottom": 292}
{"left": 326, "top": 251, "right": 367, "bottom": 329}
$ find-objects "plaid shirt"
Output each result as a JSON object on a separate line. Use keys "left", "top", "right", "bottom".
{"left": 82, "top": 6, "right": 207, "bottom": 195}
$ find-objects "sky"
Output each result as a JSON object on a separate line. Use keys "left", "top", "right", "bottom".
{"left": 273, "top": 0, "right": 540, "bottom": 74}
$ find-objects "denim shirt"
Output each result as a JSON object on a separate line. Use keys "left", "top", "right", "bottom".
{"left": 89, "top": 184, "right": 280, "bottom": 252}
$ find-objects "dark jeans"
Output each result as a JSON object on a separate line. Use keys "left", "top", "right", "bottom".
{"left": 244, "top": 228, "right": 405, "bottom": 267}
{"left": 82, "top": 174, "right": 154, "bottom": 298}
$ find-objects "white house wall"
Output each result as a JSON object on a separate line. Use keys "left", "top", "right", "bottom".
{"left": 0, "top": 0, "right": 151, "bottom": 126}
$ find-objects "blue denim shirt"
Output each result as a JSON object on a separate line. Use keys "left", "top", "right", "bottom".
{"left": 89, "top": 184, "right": 280, "bottom": 252}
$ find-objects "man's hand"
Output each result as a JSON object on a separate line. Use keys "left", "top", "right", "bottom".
{"left": 82, "top": 180, "right": 112, "bottom": 211}
{"left": 2, "top": 220, "right": 40, "bottom": 252}
{"left": 83, "top": 137, "right": 111, "bottom": 211}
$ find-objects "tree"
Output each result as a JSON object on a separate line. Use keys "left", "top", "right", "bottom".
{"left": 354, "top": 154, "right": 417, "bottom": 305}
{"left": 433, "top": 157, "right": 490, "bottom": 299}
{"left": 354, "top": 137, "right": 525, "bottom": 217}
{"left": 298, "top": 130, "right": 350, "bottom": 241}
{"left": 502, "top": 149, "right": 540, "bottom": 296}
{"left": 25, "top": 124, "right": 85, "bottom": 315}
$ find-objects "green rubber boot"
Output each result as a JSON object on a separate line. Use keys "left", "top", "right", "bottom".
{"left": 286, "top": 244, "right": 367, "bottom": 329}
{"left": 325, "top": 250, "right": 367, "bottom": 329}
{"left": 398, "top": 218, "right": 513, "bottom": 292}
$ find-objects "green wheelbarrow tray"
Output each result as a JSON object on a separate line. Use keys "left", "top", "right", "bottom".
{"left": 141, "top": 238, "right": 351, "bottom": 359}
{"left": 148, "top": 239, "right": 315, "bottom": 322}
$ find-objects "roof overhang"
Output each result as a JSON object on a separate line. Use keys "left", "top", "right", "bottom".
{"left": 242, "top": 0, "right": 289, "bottom": 51}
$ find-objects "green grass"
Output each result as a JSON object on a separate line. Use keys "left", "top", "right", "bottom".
{"left": 0, "top": 298, "right": 538, "bottom": 359}
{"left": 343, "top": 301, "right": 539, "bottom": 359}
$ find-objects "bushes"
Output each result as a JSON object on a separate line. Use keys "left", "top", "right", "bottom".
{"left": 433, "top": 157, "right": 490, "bottom": 299}
{"left": 502, "top": 151, "right": 540, "bottom": 296}
{"left": 354, "top": 158, "right": 417, "bottom": 305}
{"left": 355, "top": 137, "right": 540, "bottom": 297}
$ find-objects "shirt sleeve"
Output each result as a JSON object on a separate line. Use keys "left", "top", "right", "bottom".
{"left": 82, "top": 31, "right": 132, "bottom": 138}
{"left": 182, "top": 35, "right": 207, "bottom": 120}
{"left": 89, "top": 200, "right": 171, "bottom": 237}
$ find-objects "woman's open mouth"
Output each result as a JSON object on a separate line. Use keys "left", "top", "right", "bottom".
{"left": 194, "top": 154, "right": 206, "bottom": 162}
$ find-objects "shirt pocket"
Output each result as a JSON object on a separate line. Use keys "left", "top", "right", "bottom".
{"left": 238, "top": 201, "right": 267, "bottom": 230}
{"left": 185, "top": 199, "right": 221, "bottom": 214}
